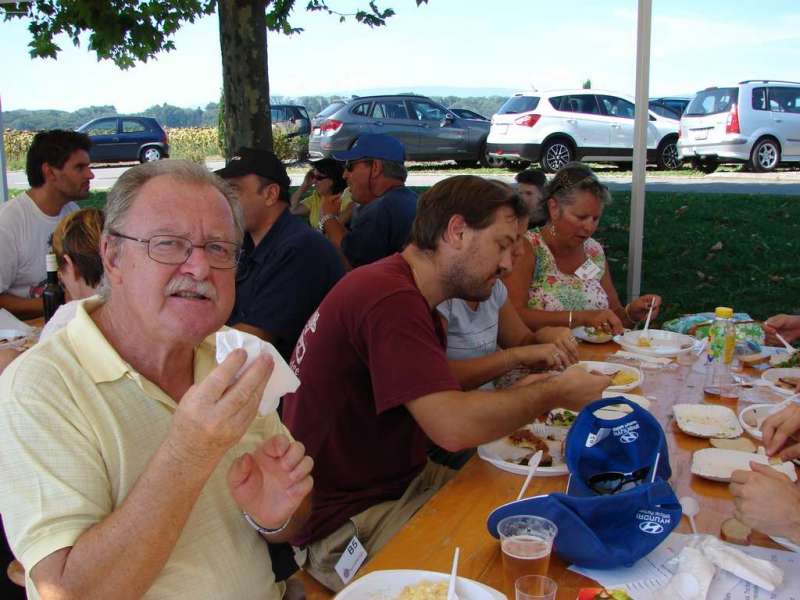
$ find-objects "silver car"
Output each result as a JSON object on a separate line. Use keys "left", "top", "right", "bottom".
{"left": 678, "top": 80, "right": 800, "bottom": 173}
{"left": 307, "top": 94, "right": 494, "bottom": 166}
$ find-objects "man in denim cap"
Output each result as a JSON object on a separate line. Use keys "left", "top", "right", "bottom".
{"left": 317, "top": 133, "right": 417, "bottom": 268}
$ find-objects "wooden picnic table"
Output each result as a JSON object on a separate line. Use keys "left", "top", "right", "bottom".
{"left": 298, "top": 340, "right": 793, "bottom": 599}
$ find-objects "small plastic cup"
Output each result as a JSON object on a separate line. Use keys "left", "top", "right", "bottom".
{"left": 515, "top": 574, "right": 558, "bottom": 600}
{"left": 498, "top": 515, "right": 558, "bottom": 597}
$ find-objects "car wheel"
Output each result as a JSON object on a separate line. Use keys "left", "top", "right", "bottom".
{"left": 749, "top": 137, "right": 780, "bottom": 172}
{"left": 540, "top": 139, "right": 573, "bottom": 173}
{"left": 690, "top": 157, "right": 719, "bottom": 174}
{"left": 656, "top": 138, "right": 681, "bottom": 170}
{"left": 140, "top": 147, "right": 163, "bottom": 163}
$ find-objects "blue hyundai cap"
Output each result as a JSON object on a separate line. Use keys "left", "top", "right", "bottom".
{"left": 332, "top": 133, "right": 406, "bottom": 162}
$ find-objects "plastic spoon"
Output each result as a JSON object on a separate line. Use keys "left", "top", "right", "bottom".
{"left": 775, "top": 332, "right": 797, "bottom": 355}
{"left": 641, "top": 298, "right": 656, "bottom": 342}
{"left": 680, "top": 496, "right": 699, "bottom": 534}
{"left": 447, "top": 546, "right": 460, "bottom": 600}
{"left": 516, "top": 450, "right": 544, "bottom": 501}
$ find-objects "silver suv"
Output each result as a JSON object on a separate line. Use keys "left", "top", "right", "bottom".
{"left": 307, "top": 94, "right": 493, "bottom": 166}
{"left": 486, "top": 89, "right": 680, "bottom": 172}
{"left": 677, "top": 80, "right": 800, "bottom": 173}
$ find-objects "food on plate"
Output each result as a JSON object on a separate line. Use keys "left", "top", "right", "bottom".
{"left": 777, "top": 376, "right": 800, "bottom": 390}
{"left": 769, "top": 352, "right": 800, "bottom": 368}
{"left": 709, "top": 437, "right": 756, "bottom": 453}
{"left": 577, "top": 589, "right": 632, "bottom": 600}
{"left": 637, "top": 336, "right": 652, "bottom": 348}
{"left": 739, "top": 352, "right": 769, "bottom": 367}
{"left": 546, "top": 408, "right": 577, "bottom": 427}
{"left": 610, "top": 371, "right": 637, "bottom": 386}
{"left": 507, "top": 428, "right": 553, "bottom": 467}
{"left": 720, "top": 517, "right": 752, "bottom": 546}
{"left": 397, "top": 581, "right": 448, "bottom": 599}
{"left": 741, "top": 410, "right": 758, "bottom": 428}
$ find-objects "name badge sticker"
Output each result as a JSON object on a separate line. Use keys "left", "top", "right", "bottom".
{"left": 575, "top": 258, "right": 602, "bottom": 281}
{"left": 334, "top": 535, "right": 368, "bottom": 585}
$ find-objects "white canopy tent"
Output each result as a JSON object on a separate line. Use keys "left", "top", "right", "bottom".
{"left": 0, "top": 0, "right": 655, "bottom": 301}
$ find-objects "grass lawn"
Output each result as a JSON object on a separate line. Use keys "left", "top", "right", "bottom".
{"left": 10, "top": 187, "right": 798, "bottom": 325}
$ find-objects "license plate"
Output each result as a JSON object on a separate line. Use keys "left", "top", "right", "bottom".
{"left": 496, "top": 124, "right": 509, "bottom": 135}
{"left": 693, "top": 129, "right": 708, "bottom": 141}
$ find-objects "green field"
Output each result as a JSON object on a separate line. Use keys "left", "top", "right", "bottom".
{"left": 10, "top": 187, "right": 798, "bottom": 324}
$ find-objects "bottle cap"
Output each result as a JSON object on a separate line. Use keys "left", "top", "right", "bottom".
{"left": 714, "top": 306, "right": 733, "bottom": 319}
{"left": 46, "top": 253, "right": 59, "bottom": 272}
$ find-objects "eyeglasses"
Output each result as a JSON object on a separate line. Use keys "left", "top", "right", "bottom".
{"left": 344, "top": 159, "right": 373, "bottom": 172}
{"left": 312, "top": 172, "right": 330, "bottom": 181}
{"left": 587, "top": 466, "right": 649, "bottom": 495}
{"left": 108, "top": 230, "right": 242, "bottom": 269}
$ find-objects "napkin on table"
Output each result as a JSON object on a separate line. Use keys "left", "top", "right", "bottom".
{"left": 661, "top": 545, "right": 716, "bottom": 600}
{"left": 215, "top": 329, "right": 300, "bottom": 415}
{"left": 695, "top": 535, "right": 784, "bottom": 592}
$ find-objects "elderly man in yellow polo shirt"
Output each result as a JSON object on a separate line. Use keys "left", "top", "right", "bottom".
{"left": 0, "top": 160, "right": 313, "bottom": 599}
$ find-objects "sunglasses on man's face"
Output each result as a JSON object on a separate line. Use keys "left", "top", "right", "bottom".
{"left": 312, "top": 172, "right": 330, "bottom": 181}
{"left": 587, "top": 466, "right": 650, "bottom": 495}
{"left": 344, "top": 159, "right": 373, "bottom": 172}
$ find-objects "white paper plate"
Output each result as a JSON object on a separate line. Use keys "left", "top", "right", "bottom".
{"left": 335, "top": 569, "right": 506, "bottom": 600}
{"left": 597, "top": 391, "right": 651, "bottom": 419}
{"left": 580, "top": 360, "right": 643, "bottom": 392}
{"left": 738, "top": 403, "right": 783, "bottom": 441}
{"left": 477, "top": 427, "right": 568, "bottom": 477}
{"left": 691, "top": 447, "right": 798, "bottom": 482}
{"left": 615, "top": 329, "right": 695, "bottom": 357}
{"left": 673, "top": 403, "right": 743, "bottom": 439}
{"left": 572, "top": 326, "right": 613, "bottom": 344}
{"left": 769, "top": 535, "right": 800, "bottom": 553}
{"left": 761, "top": 368, "right": 800, "bottom": 395}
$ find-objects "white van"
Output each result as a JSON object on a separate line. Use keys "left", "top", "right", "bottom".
{"left": 677, "top": 80, "right": 800, "bottom": 173}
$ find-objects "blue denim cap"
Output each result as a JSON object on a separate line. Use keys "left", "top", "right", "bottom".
{"left": 332, "top": 133, "right": 406, "bottom": 162}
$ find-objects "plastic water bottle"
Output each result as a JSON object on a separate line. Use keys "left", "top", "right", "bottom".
{"left": 703, "top": 306, "right": 738, "bottom": 398}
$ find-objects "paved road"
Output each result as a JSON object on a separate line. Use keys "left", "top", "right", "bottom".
{"left": 5, "top": 161, "right": 800, "bottom": 196}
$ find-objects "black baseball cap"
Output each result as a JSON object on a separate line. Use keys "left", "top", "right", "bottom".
{"left": 215, "top": 148, "right": 291, "bottom": 200}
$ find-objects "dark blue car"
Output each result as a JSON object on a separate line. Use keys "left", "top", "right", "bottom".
{"left": 76, "top": 116, "right": 170, "bottom": 163}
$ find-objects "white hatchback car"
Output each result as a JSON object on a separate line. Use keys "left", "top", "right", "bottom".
{"left": 486, "top": 89, "right": 680, "bottom": 172}
{"left": 677, "top": 80, "right": 800, "bottom": 173}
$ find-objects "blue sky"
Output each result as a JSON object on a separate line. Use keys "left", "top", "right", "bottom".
{"left": 2, "top": 0, "right": 799, "bottom": 112}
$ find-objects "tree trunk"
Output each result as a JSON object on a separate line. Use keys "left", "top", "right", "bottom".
{"left": 218, "top": 0, "right": 272, "bottom": 157}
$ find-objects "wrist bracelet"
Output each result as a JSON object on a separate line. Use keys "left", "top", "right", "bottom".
{"left": 568, "top": 310, "right": 573, "bottom": 329}
{"left": 243, "top": 512, "right": 291, "bottom": 535}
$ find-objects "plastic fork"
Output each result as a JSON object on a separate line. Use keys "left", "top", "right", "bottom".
{"left": 775, "top": 332, "right": 797, "bottom": 355}
{"left": 447, "top": 546, "right": 460, "bottom": 600}
{"left": 516, "top": 450, "right": 544, "bottom": 500}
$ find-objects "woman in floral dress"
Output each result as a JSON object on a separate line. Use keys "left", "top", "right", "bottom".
{"left": 505, "top": 162, "right": 661, "bottom": 335}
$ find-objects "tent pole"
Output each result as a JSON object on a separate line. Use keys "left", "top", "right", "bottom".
{"left": 627, "top": 0, "right": 652, "bottom": 303}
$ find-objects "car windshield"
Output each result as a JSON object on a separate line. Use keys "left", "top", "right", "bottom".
{"left": 685, "top": 88, "right": 738, "bottom": 116}
{"left": 497, "top": 96, "right": 540, "bottom": 115}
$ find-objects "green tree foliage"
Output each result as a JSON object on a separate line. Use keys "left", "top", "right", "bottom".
{"left": 1, "top": 1, "right": 429, "bottom": 152}
{"left": 582, "top": 78, "right": 592, "bottom": 89}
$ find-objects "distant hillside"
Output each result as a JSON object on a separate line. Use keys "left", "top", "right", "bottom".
{"left": 4, "top": 94, "right": 511, "bottom": 131}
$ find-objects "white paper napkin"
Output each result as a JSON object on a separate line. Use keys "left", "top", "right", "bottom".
{"left": 695, "top": 535, "right": 784, "bottom": 592}
{"left": 0, "top": 308, "right": 34, "bottom": 338}
{"left": 215, "top": 329, "right": 300, "bottom": 415}
{"left": 662, "top": 546, "right": 716, "bottom": 600}
{"left": 612, "top": 350, "right": 673, "bottom": 365}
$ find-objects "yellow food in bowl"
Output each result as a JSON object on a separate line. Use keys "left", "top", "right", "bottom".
{"left": 398, "top": 581, "right": 448, "bottom": 600}
{"left": 637, "top": 336, "right": 652, "bottom": 348}
{"left": 611, "top": 371, "right": 637, "bottom": 386}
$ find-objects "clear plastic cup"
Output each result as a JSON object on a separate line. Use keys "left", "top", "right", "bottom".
{"left": 498, "top": 515, "right": 558, "bottom": 597}
{"left": 515, "top": 574, "right": 558, "bottom": 600}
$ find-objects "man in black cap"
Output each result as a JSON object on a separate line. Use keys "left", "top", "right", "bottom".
{"left": 216, "top": 148, "right": 345, "bottom": 360}
{"left": 318, "top": 133, "right": 417, "bottom": 269}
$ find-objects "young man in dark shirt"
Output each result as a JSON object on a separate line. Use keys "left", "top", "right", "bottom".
{"left": 317, "top": 134, "right": 417, "bottom": 268}
{"left": 283, "top": 175, "right": 611, "bottom": 591}
{"left": 217, "top": 148, "right": 344, "bottom": 360}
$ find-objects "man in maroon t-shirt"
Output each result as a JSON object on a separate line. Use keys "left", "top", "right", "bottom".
{"left": 282, "top": 175, "right": 611, "bottom": 591}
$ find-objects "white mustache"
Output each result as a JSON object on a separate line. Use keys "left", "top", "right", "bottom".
{"left": 164, "top": 276, "right": 218, "bottom": 301}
